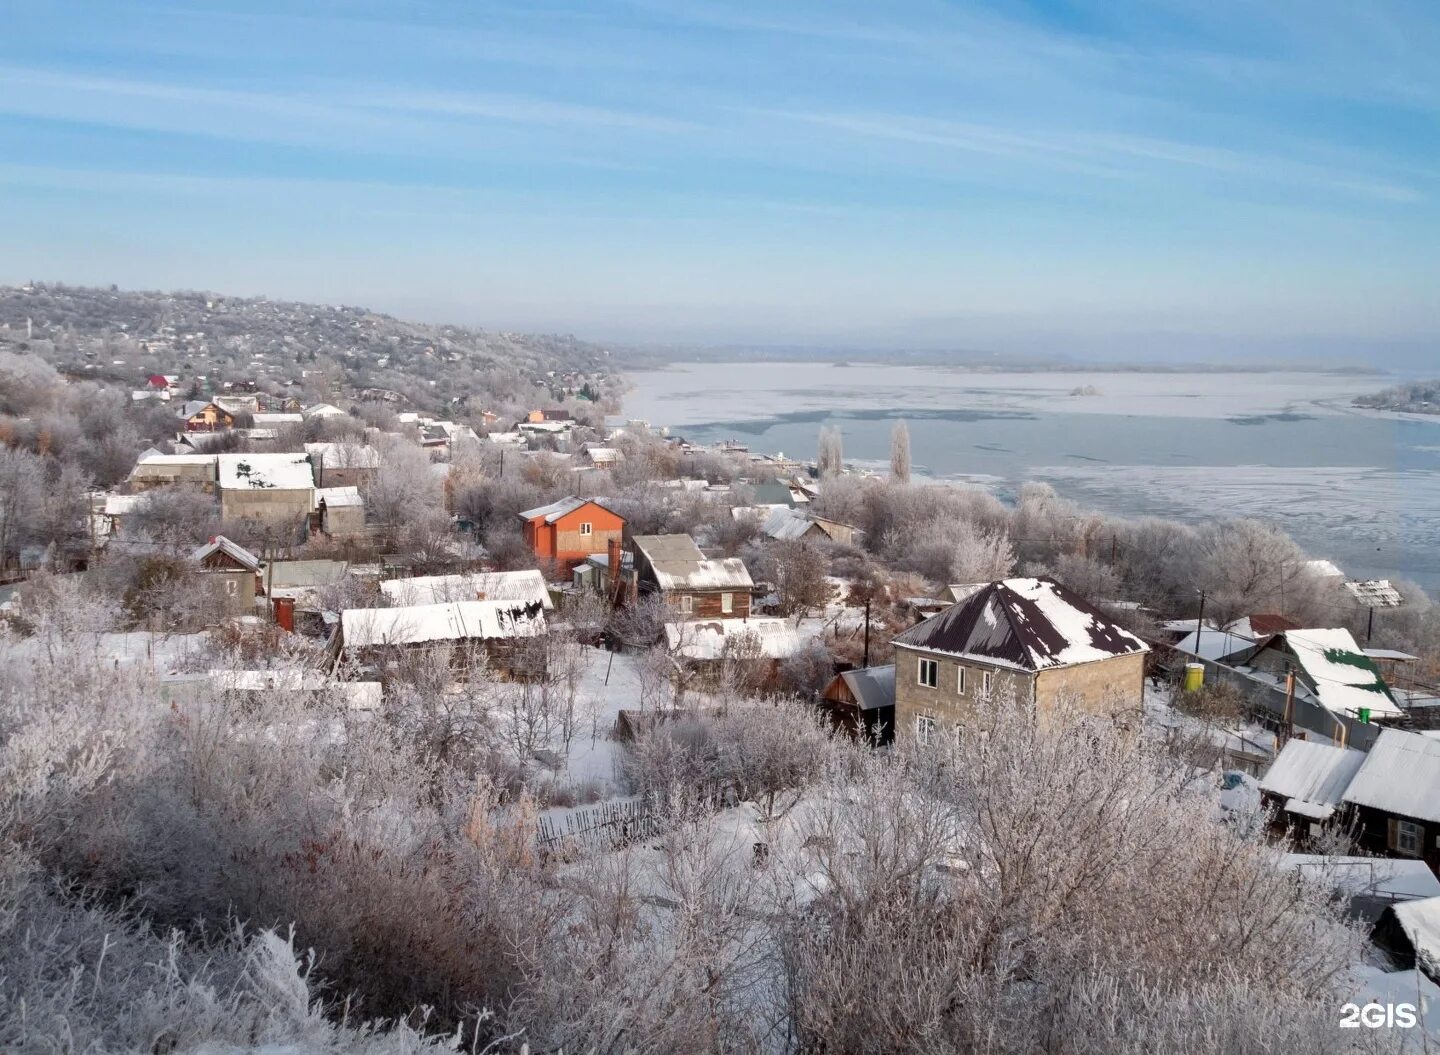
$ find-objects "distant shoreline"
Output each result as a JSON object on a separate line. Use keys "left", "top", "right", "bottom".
{"left": 618, "top": 354, "right": 1383, "bottom": 377}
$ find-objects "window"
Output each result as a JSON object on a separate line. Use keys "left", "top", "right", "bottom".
{"left": 224, "top": 579, "right": 238, "bottom": 596}
{"left": 721, "top": 592, "right": 733, "bottom": 614}
{"left": 917, "top": 658, "right": 938, "bottom": 688}
{"left": 982, "top": 670, "right": 994, "bottom": 695}
{"left": 1396, "top": 820, "right": 1424, "bottom": 857}
{"left": 956, "top": 667, "right": 967, "bottom": 694}
{"left": 579, "top": 522, "right": 593, "bottom": 536}
{"left": 679, "top": 594, "right": 693, "bottom": 614}
{"left": 954, "top": 723, "right": 964, "bottom": 746}
{"left": 915, "top": 713, "right": 937, "bottom": 745}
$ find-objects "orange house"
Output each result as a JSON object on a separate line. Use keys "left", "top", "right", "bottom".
{"left": 518, "top": 496, "right": 625, "bottom": 571}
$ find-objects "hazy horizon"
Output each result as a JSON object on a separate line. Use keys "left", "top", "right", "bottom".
{"left": 3, "top": 1, "right": 1438, "bottom": 362}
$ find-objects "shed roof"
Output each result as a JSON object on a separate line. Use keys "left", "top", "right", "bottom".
{"left": 1391, "top": 897, "right": 1440, "bottom": 978}
{"left": 839, "top": 664, "right": 897, "bottom": 711}
{"left": 217, "top": 452, "right": 315, "bottom": 491}
{"left": 894, "top": 578, "right": 1149, "bottom": 672}
{"left": 632, "top": 534, "right": 706, "bottom": 563}
{"left": 316, "top": 486, "right": 363, "bottom": 508}
{"left": 1344, "top": 729, "right": 1440, "bottom": 824}
{"left": 761, "top": 506, "right": 817, "bottom": 541}
{"left": 1260, "top": 740, "right": 1366, "bottom": 819}
{"left": 380, "top": 569, "right": 553, "bottom": 610}
{"left": 1270, "top": 628, "right": 1400, "bottom": 719}
{"left": 341, "top": 600, "right": 547, "bottom": 648}
{"left": 1344, "top": 579, "right": 1405, "bottom": 608}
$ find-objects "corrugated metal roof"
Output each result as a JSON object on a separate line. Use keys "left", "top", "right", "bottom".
{"left": 1282, "top": 628, "right": 1400, "bottom": 719}
{"left": 1260, "top": 740, "right": 1365, "bottom": 816}
{"left": 894, "top": 578, "right": 1148, "bottom": 672}
{"left": 652, "top": 557, "right": 754, "bottom": 591}
{"left": 1344, "top": 579, "right": 1405, "bottom": 608}
{"left": 1344, "top": 729, "right": 1440, "bottom": 824}
{"left": 380, "top": 569, "right": 553, "bottom": 610}
{"left": 342, "top": 599, "right": 547, "bottom": 648}
{"left": 519, "top": 495, "right": 617, "bottom": 523}
{"left": 840, "top": 664, "right": 897, "bottom": 711}
{"left": 632, "top": 534, "right": 706, "bottom": 563}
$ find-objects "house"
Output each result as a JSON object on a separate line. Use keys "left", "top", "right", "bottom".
{"left": 665, "top": 617, "right": 805, "bottom": 683}
{"left": 760, "top": 506, "right": 859, "bottom": 546}
{"left": 527, "top": 408, "right": 574, "bottom": 424}
{"left": 305, "top": 442, "right": 381, "bottom": 488}
{"left": 1224, "top": 613, "right": 1300, "bottom": 639}
{"left": 1345, "top": 579, "right": 1405, "bottom": 609}
{"left": 577, "top": 445, "right": 624, "bottom": 470}
{"left": 146, "top": 373, "right": 179, "bottom": 391}
{"left": 181, "top": 401, "right": 235, "bottom": 432}
{"left": 749, "top": 480, "right": 805, "bottom": 508}
{"left": 518, "top": 496, "right": 625, "bottom": 571}
{"left": 192, "top": 535, "right": 260, "bottom": 614}
{"left": 1342, "top": 730, "right": 1440, "bottom": 871}
{"left": 302, "top": 403, "right": 347, "bottom": 420}
{"left": 251, "top": 412, "right": 303, "bottom": 429}
{"left": 209, "top": 669, "right": 381, "bottom": 711}
{"left": 339, "top": 599, "right": 548, "bottom": 677}
{"left": 380, "top": 569, "right": 553, "bottom": 610}
{"left": 217, "top": 453, "right": 315, "bottom": 532}
{"left": 1229, "top": 628, "right": 1402, "bottom": 725}
{"left": 128, "top": 452, "right": 218, "bottom": 491}
{"left": 1259, "top": 739, "right": 1367, "bottom": 834}
{"left": 820, "top": 664, "right": 897, "bottom": 745}
{"left": 315, "top": 486, "right": 365, "bottom": 538}
{"left": 892, "top": 577, "right": 1150, "bottom": 743}
{"left": 630, "top": 534, "right": 754, "bottom": 619}
{"left": 99, "top": 492, "right": 148, "bottom": 535}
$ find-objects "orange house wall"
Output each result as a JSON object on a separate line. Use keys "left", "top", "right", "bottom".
{"left": 524, "top": 504, "right": 625, "bottom": 569}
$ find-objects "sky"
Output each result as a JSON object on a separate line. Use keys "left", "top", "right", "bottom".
{"left": 1, "top": 0, "right": 1438, "bottom": 361}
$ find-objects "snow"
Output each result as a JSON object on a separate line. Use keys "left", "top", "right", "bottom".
{"left": 1284, "top": 628, "right": 1402, "bottom": 720}
{"left": 342, "top": 600, "right": 547, "bottom": 648}
{"left": 1259, "top": 739, "right": 1365, "bottom": 818}
{"left": 314, "top": 485, "right": 362, "bottom": 508}
{"left": 519, "top": 495, "right": 609, "bottom": 523}
{"left": 1171, "top": 628, "right": 1254, "bottom": 661}
{"left": 380, "top": 569, "right": 553, "bottom": 610}
{"left": 192, "top": 535, "right": 262, "bottom": 570}
{"left": 666, "top": 617, "right": 810, "bottom": 660}
{"left": 1344, "top": 730, "right": 1440, "bottom": 824}
{"left": 1282, "top": 854, "right": 1440, "bottom": 902}
{"left": 217, "top": 452, "right": 315, "bottom": 491}
{"left": 652, "top": 557, "right": 754, "bottom": 592}
{"left": 304, "top": 442, "right": 381, "bottom": 468}
{"left": 1348, "top": 965, "right": 1440, "bottom": 1046}
{"left": 1394, "top": 898, "right": 1440, "bottom": 979}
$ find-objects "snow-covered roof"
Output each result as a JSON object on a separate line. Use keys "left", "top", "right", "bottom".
{"left": 217, "top": 452, "right": 315, "bottom": 491}
{"left": 1283, "top": 854, "right": 1440, "bottom": 902}
{"left": 894, "top": 578, "right": 1149, "bottom": 672}
{"left": 1260, "top": 740, "right": 1366, "bottom": 820}
{"left": 380, "top": 569, "right": 553, "bottom": 610}
{"left": 305, "top": 442, "right": 381, "bottom": 469}
{"left": 1393, "top": 898, "right": 1440, "bottom": 978}
{"left": 134, "top": 452, "right": 218, "bottom": 468}
{"left": 316, "top": 486, "right": 363, "bottom": 508}
{"left": 252, "top": 412, "right": 303, "bottom": 426}
{"left": 102, "top": 493, "right": 148, "bottom": 516}
{"left": 1225, "top": 614, "right": 1299, "bottom": 639}
{"left": 211, "top": 669, "right": 331, "bottom": 691}
{"left": 519, "top": 495, "right": 616, "bottom": 523}
{"left": 1281, "top": 628, "right": 1401, "bottom": 719}
{"left": 666, "top": 617, "right": 806, "bottom": 660}
{"left": 762, "top": 506, "right": 816, "bottom": 541}
{"left": 1172, "top": 628, "right": 1254, "bottom": 662}
{"left": 583, "top": 446, "right": 623, "bottom": 463}
{"left": 1306, "top": 558, "right": 1344, "bottom": 578}
{"left": 1344, "top": 730, "right": 1440, "bottom": 824}
{"left": 341, "top": 600, "right": 548, "bottom": 648}
{"left": 1345, "top": 579, "right": 1405, "bottom": 608}
{"left": 302, "top": 403, "right": 347, "bottom": 418}
{"left": 192, "top": 535, "right": 261, "bottom": 571}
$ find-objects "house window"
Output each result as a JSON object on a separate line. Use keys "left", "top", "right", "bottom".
{"left": 679, "top": 594, "right": 694, "bottom": 614}
{"left": 1395, "top": 820, "right": 1424, "bottom": 857}
{"left": 224, "top": 579, "right": 238, "bottom": 596}
{"left": 956, "top": 667, "right": 966, "bottom": 694}
{"left": 579, "top": 522, "right": 593, "bottom": 536}
{"left": 915, "top": 713, "right": 936, "bottom": 745}
{"left": 917, "top": 658, "right": 938, "bottom": 688}
{"left": 721, "top": 592, "right": 733, "bottom": 614}
{"left": 982, "top": 670, "right": 994, "bottom": 695}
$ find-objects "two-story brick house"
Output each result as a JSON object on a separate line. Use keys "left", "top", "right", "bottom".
{"left": 892, "top": 577, "right": 1149, "bottom": 743}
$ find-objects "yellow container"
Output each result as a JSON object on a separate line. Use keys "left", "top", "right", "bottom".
{"left": 1183, "top": 663, "right": 1204, "bottom": 693}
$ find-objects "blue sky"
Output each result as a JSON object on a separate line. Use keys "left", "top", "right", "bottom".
{"left": 1, "top": 1, "right": 1437, "bottom": 359}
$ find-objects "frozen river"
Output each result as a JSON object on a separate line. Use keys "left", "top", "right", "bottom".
{"left": 624, "top": 362, "right": 1440, "bottom": 591}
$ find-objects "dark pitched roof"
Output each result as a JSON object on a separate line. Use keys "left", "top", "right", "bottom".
{"left": 893, "top": 577, "right": 1149, "bottom": 672}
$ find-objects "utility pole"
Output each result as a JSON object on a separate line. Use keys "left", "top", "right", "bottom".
{"left": 1195, "top": 590, "right": 1206, "bottom": 656}
{"left": 1282, "top": 670, "right": 1296, "bottom": 746}
{"left": 863, "top": 598, "right": 871, "bottom": 669}
{"left": 1367, "top": 605, "right": 1375, "bottom": 643}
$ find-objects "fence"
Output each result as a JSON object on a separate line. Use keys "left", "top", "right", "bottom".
{"left": 535, "top": 798, "right": 662, "bottom": 857}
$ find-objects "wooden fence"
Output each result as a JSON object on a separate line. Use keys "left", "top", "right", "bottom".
{"left": 535, "top": 798, "right": 662, "bottom": 857}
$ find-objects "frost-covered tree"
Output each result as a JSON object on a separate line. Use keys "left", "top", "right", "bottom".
{"left": 817, "top": 425, "right": 844, "bottom": 478}
{"left": 889, "top": 418, "right": 911, "bottom": 482}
